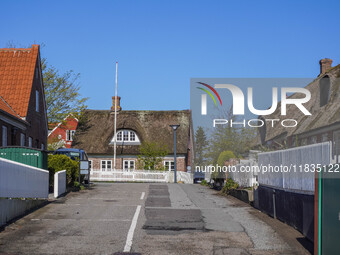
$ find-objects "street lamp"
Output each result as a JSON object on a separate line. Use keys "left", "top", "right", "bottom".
{"left": 170, "top": 124, "right": 180, "bottom": 183}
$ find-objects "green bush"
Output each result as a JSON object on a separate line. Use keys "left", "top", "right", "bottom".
{"left": 201, "top": 180, "right": 208, "bottom": 186}
{"left": 217, "top": 150, "right": 236, "bottom": 167}
{"left": 221, "top": 178, "right": 239, "bottom": 195}
{"left": 211, "top": 150, "right": 236, "bottom": 185}
{"left": 48, "top": 154, "right": 79, "bottom": 187}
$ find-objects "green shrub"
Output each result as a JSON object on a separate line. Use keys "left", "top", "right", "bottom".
{"left": 217, "top": 150, "right": 236, "bottom": 167}
{"left": 221, "top": 178, "right": 239, "bottom": 194}
{"left": 211, "top": 151, "right": 236, "bottom": 185}
{"left": 74, "top": 181, "right": 80, "bottom": 188}
{"left": 201, "top": 180, "right": 208, "bottom": 186}
{"left": 48, "top": 154, "right": 79, "bottom": 187}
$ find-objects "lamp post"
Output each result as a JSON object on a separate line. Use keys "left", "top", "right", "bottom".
{"left": 170, "top": 124, "right": 180, "bottom": 183}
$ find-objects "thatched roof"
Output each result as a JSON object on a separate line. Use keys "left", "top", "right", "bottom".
{"left": 72, "top": 110, "right": 191, "bottom": 155}
{"left": 258, "top": 64, "right": 340, "bottom": 144}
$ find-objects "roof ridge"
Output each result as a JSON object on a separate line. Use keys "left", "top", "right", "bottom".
{"left": 0, "top": 96, "right": 21, "bottom": 118}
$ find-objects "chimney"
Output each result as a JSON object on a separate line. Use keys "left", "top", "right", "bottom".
{"left": 111, "top": 96, "right": 122, "bottom": 112}
{"left": 319, "top": 58, "right": 333, "bottom": 75}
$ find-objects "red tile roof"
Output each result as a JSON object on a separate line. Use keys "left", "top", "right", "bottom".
{"left": 0, "top": 96, "right": 21, "bottom": 119}
{"left": 0, "top": 45, "right": 39, "bottom": 117}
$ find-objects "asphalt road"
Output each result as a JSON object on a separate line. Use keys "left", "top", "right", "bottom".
{"left": 0, "top": 183, "right": 312, "bottom": 255}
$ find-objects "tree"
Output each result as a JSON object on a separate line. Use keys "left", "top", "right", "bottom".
{"left": 194, "top": 126, "right": 208, "bottom": 166}
{"left": 137, "top": 141, "right": 169, "bottom": 170}
{"left": 42, "top": 59, "right": 88, "bottom": 123}
{"left": 205, "top": 107, "right": 256, "bottom": 164}
{"left": 217, "top": 150, "right": 236, "bottom": 167}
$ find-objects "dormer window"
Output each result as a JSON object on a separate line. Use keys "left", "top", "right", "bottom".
{"left": 111, "top": 129, "right": 140, "bottom": 145}
{"left": 320, "top": 75, "right": 330, "bottom": 107}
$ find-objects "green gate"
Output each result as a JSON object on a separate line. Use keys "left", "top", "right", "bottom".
{"left": 319, "top": 164, "right": 340, "bottom": 254}
{"left": 0, "top": 147, "right": 48, "bottom": 170}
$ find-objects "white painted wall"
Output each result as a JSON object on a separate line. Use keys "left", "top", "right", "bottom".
{"left": 0, "top": 157, "right": 49, "bottom": 199}
{"left": 54, "top": 170, "right": 66, "bottom": 198}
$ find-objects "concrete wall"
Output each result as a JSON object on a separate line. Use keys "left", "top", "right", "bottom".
{"left": 0, "top": 199, "right": 46, "bottom": 227}
{"left": 0, "top": 157, "right": 49, "bottom": 199}
{"left": 0, "top": 157, "right": 49, "bottom": 227}
{"left": 54, "top": 170, "right": 66, "bottom": 198}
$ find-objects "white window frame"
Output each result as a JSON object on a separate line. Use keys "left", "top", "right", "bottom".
{"left": 2, "top": 126, "right": 7, "bottom": 147}
{"left": 115, "top": 130, "right": 139, "bottom": 143}
{"left": 164, "top": 160, "right": 174, "bottom": 171}
{"left": 123, "top": 160, "right": 135, "bottom": 170}
{"left": 28, "top": 137, "right": 33, "bottom": 148}
{"left": 20, "top": 133, "right": 25, "bottom": 146}
{"left": 36, "top": 90, "right": 39, "bottom": 112}
{"left": 101, "top": 160, "right": 112, "bottom": 171}
{"left": 66, "top": 130, "right": 76, "bottom": 141}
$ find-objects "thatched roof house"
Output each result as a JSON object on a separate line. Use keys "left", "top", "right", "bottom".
{"left": 72, "top": 98, "right": 193, "bottom": 173}
{"left": 257, "top": 58, "right": 340, "bottom": 150}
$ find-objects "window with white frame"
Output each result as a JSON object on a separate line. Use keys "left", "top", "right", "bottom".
{"left": 36, "top": 90, "right": 39, "bottom": 112}
{"left": 123, "top": 160, "right": 135, "bottom": 170}
{"left": 101, "top": 160, "right": 112, "bottom": 171}
{"left": 89, "top": 160, "right": 93, "bottom": 171}
{"left": 164, "top": 161, "right": 174, "bottom": 171}
{"left": 114, "top": 130, "right": 139, "bottom": 143}
{"left": 2, "top": 126, "right": 7, "bottom": 147}
{"left": 28, "top": 137, "right": 33, "bottom": 148}
{"left": 20, "top": 133, "right": 25, "bottom": 146}
{"left": 66, "top": 130, "right": 76, "bottom": 141}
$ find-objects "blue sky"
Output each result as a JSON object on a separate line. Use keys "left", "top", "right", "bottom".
{"left": 1, "top": 0, "right": 340, "bottom": 111}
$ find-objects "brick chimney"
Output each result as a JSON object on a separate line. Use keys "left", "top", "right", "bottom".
{"left": 111, "top": 96, "right": 122, "bottom": 112}
{"left": 319, "top": 58, "right": 333, "bottom": 75}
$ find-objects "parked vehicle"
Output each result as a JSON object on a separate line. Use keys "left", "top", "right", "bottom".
{"left": 53, "top": 148, "right": 90, "bottom": 184}
{"left": 53, "top": 148, "right": 88, "bottom": 161}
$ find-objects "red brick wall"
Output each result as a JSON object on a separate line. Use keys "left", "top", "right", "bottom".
{"left": 89, "top": 156, "right": 187, "bottom": 172}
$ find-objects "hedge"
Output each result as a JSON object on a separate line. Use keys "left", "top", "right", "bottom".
{"left": 48, "top": 154, "right": 79, "bottom": 187}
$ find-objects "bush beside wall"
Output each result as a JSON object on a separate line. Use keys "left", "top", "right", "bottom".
{"left": 48, "top": 154, "right": 79, "bottom": 187}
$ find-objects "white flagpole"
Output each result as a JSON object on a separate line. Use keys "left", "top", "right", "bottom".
{"left": 114, "top": 62, "right": 118, "bottom": 170}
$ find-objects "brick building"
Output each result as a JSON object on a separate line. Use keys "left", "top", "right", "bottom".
{"left": 256, "top": 58, "right": 340, "bottom": 154}
{"left": 0, "top": 45, "right": 48, "bottom": 149}
{"left": 48, "top": 114, "right": 78, "bottom": 149}
{"left": 72, "top": 97, "right": 194, "bottom": 176}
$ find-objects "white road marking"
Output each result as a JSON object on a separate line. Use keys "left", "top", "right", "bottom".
{"left": 140, "top": 192, "right": 145, "bottom": 200}
{"left": 123, "top": 205, "right": 141, "bottom": 252}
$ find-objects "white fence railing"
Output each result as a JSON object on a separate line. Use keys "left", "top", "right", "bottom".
{"left": 90, "top": 169, "right": 193, "bottom": 184}
{"left": 54, "top": 170, "right": 66, "bottom": 198}
{"left": 0, "top": 157, "right": 49, "bottom": 199}
{"left": 229, "top": 159, "right": 258, "bottom": 188}
{"left": 258, "top": 142, "right": 332, "bottom": 192}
